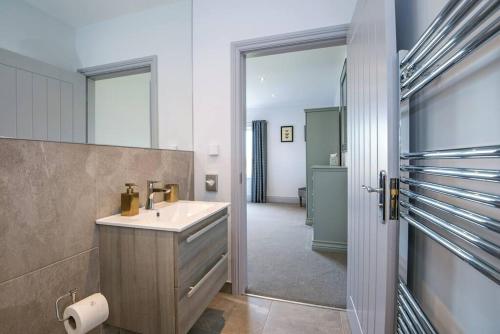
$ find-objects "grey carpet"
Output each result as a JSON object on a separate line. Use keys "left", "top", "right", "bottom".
{"left": 246, "top": 203, "right": 347, "bottom": 308}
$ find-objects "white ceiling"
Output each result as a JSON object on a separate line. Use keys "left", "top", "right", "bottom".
{"left": 23, "top": 0, "right": 179, "bottom": 28}
{"left": 246, "top": 46, "right": 346, "bottom": 111}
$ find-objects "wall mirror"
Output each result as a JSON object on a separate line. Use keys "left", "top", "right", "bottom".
{"left": 0, "top": 0, "right": 193, "bottom": 150}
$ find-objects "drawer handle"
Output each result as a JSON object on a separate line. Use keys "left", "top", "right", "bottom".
{"left": 188, "top": 253, "right": 228, "bottom": 298}
{"left": 186, "top": 215, "right": 228, "bottom": 244}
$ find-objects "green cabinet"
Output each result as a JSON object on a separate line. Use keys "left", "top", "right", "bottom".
{"left": 305, "top": 107, "right": 340, "bottom": 225}
{"left": 311, "top": 166, "right": 347, "bottom": 253}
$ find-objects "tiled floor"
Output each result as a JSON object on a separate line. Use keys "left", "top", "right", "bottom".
{"left": 189, "top": 293, "right": 351, "bottom": 334}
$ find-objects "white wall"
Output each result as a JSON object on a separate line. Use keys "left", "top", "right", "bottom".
{"left": 247, "top": 106, "right": 307, "bottom": 201}
{"left": 192, "top": 0, "right": 356, "bottom": 203}
{"left": 0, "top": 0, "right": 79, "bottom": 71}
{"left": 75, "top": 0, "right": 193, "bottom": 150}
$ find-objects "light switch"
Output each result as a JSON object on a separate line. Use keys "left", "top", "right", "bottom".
{"left": 208, "top": 144, "right": 219, "bottom": 156}
{"left": 206, "top": 174, "right": 218, "bottom": 192}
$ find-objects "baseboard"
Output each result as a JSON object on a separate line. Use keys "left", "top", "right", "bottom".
{"left": 347, "top": 296, "right": 363, "bottom": 334}
{"left": 312, "top": 240, "right": 347, "bottom": 253}
{"left": 305, "top": 217, "right": 313, "bottom": 226}
{"left": 220, "top": 281, "right": 232, "bottom": 294}
{"left": 266, "top": 196, "right": 300, "bottom": 204}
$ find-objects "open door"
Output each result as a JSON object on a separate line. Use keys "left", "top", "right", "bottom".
{"left": 346, "top": 0, "right": 399, "bottom": 333}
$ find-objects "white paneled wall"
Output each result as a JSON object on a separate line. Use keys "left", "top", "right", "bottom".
{"left": 0, "top": 48, "right": 86, "bottom": 143}
{"left": 0, "top": 63, "right": 16, "bottom": 138}
{"left": 347, "top": 0, "right": 399, "bottom": 333}
{"left": 33, "top": 74, "right": 48, "bottom": 140}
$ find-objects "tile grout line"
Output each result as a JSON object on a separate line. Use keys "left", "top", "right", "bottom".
{"left": 0, "top": 247, "right": 99, "bottom": 286}
{"left": 260, "top": 299, "right": 274, "bottom": 334}
{"left": 245, "top": 293, "right": 347, "bottom": 312}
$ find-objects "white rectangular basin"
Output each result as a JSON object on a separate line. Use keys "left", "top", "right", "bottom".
{"left": 96, "top": 200, "right": 230, "bottom": 232}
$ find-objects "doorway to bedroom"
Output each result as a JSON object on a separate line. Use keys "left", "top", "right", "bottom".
{"left": 245, "top": 45, "right": 348, "bottom": 308}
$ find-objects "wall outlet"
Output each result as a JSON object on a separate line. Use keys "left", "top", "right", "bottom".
{"left": 205, "top": 174, "right": 218, "bottom": 192}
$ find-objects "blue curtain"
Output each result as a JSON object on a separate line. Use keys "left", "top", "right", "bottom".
{"left": 251, "top": 120, "right": 267, "bottom": 203}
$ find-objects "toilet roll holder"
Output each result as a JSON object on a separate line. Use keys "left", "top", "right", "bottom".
{"left": 55, "top": 288, "right": 78, "bottom": 322}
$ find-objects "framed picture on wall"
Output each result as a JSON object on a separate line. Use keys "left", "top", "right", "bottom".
{"left": 281, "top": 125, "right": 294, "bottom": 142}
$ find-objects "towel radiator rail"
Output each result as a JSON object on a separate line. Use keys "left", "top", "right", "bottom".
{"left": 400, "top": 145, "right": 500, "bottom": 160}
{"left": 400, "top": 0, "right": 460, "bottom": 69}
{"left": 401, "top": 17, "right": 500, "bottom": 100}
{"left": 396, "top": 1, "right": 500, "bottom": 332}
{"left": 400, "top": 165, "right": 500, "bottom": 182}
{"left": 400, "top": 189, "right": 500, "bottom": 233}
{"left": 402, "top": 0, "right": 499, "bottom": 89}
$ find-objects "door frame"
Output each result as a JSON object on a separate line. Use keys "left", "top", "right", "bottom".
{"left": 78, "top": 56, "right": 159, "bottom": 148}
{"left": 230, "top": 25, "right": 349, "bottom": 295}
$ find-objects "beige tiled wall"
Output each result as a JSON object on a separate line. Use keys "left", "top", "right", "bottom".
{"left": 0, "top": 138, "right": 194, "bottom": 334}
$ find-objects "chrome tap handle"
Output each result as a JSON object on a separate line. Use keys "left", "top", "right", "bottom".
{"left": 147, "top": 180, "right": 160, "bottom": 188}
{"left": 146, "top": 180, "right": 164, "bottom": 210}
{"left": 146, "top": 181, "right": 158, "bottom": 209}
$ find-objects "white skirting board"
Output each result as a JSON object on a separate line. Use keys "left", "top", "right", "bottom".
{"left": 245, "top": 196, "right": 301, "bottom": 204}
{"left": 312, "top": 240, "right": 347, "bottom": 253}
{"left": 266, "top": 196, "right": 300, "bottom": 204}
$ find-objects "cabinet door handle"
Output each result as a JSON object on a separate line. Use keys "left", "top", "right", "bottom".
{"left": 186, "top": 215, "right": 228, "bottom": 243}
{"left": 188, "top": 253, "right": 228, "bottom": 298}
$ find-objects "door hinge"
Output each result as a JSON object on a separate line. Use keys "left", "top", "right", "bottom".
{"left": 389, "top": 178, "right": 400, "bottom": 220}
{"left": 239, "top": 172, "right": 243, "bottom": 184}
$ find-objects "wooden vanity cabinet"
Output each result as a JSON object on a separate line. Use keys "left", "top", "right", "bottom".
{"left": 99, "top": 208, "right": 229, "bottom": 334}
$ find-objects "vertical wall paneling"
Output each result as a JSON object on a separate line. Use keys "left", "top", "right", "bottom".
{"left": 47, "top": 78, "right": 61, "bottom": 141}
{"left": 0, "top": 48, "right": 86, "bottom": 144}
{"left": 60, "top": 81, "right": 74, "bottom": 142}
{"left": 0, "top": 63, "right": 17, "bottom": 138}
{"left": 73, "top": 78, "right": 87, "bottom": 143}
{"left": 33, "top": 74, "right": 48, "bottom": 140}
{"left": 347, "top": 0, "right": 399, "bottom": 333}
{"left": 16, "top": 70, "right": 33, "bottom": 139}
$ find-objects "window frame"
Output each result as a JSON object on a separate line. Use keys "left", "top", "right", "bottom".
{"left": 78, "top": 56, "right": 158, "bottom": 148}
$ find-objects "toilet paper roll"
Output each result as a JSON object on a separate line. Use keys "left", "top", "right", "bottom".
{"left": 63, "top": 293, "right": 109, "bottom": 334}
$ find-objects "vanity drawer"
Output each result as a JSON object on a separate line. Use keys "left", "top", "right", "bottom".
{"left": 176, "top": 254, "right": 228, "bottom": 334}
{"left": 175, "top": 209, "right": 228, "bottom": 290}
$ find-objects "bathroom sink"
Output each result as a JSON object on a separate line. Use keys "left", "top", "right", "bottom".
{"left": 96, "top": 200, "right": 230, "bottom": 232}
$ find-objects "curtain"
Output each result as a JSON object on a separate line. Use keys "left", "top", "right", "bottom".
{"left": 251, "top": 120, "right": 267, "bottom": 203}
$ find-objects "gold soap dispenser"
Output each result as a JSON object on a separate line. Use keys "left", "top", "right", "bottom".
{"left": 121, "top": 183, "right": 139, "bottom": 216}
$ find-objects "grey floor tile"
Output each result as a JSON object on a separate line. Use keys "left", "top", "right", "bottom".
{"left": 192, "top": 293, "right": 352, "bottom": 334}
{"left": 262, "top": 300, "right": 343, "bottom": 334}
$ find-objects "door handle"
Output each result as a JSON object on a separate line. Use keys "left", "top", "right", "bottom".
{"left": 361, "top": 171, "right": 387, "bottom": 222}
{"left": 361, "top": 185, "right": 383, "bottom": 193}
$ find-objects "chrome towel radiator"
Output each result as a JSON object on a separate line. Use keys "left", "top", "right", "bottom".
{"left": 397, "top": 0, "right": 499, "bottom": 333}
